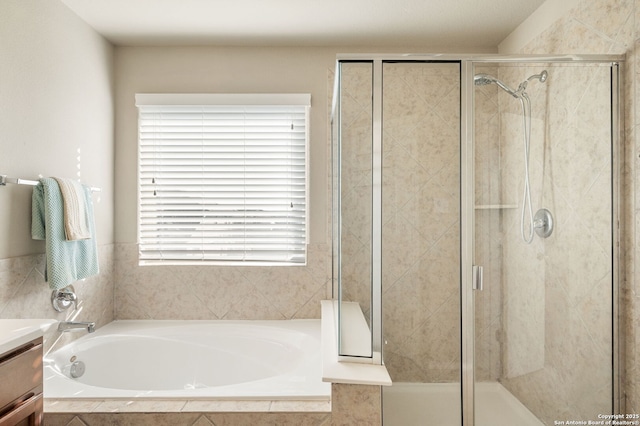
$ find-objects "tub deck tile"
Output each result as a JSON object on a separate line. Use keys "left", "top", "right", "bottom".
{"left": 269, "top": 400, "right": 331, "bottom": 412}
{"left": 205, "top": 412, "right": 331, "bottom": 426}
{"left": 45, "top": 399, "right": 103, "bottom": 413}
{"left": 46, "top": 398, "right": 332, "bottom": 414}
{"left": 181, "top": 400, "right": 272, "bottom": 412}
{"left": 93, "top": 399, "right": 188, "bottom": 412}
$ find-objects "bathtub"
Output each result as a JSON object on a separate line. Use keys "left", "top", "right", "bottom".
{"left": 43, "top": 320, "right": 330, "bottom": 400}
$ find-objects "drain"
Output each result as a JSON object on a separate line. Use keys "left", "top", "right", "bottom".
{"left": 70, "top": 360, "right": 86, "bottom": 378}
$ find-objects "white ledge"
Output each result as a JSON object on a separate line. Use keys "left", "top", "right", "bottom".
{"left": 0, "top": 319, "right": 56, "bottom": 355}
{"left": 338, "top": 301, "right": 373, "bottom": 359}
{"left": 320, "top": 300, "right": 392, "bottom": 386}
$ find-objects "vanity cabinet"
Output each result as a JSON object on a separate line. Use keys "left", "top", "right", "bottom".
{"left": 0, "top": 337, "right": 43, "bottom": 426}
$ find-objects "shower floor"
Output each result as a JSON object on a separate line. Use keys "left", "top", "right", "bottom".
{"left": 383, "top": 382, "right": 544, "bottom": 426}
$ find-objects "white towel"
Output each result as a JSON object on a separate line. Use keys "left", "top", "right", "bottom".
{"left": 53, "top": 177, "right": 91, "bottom": 240}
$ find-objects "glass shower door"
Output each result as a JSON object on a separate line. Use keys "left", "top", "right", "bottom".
{"left": 472, "top": 61, "right": 619, "bottom": 426}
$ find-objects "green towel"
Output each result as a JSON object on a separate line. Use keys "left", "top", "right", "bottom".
{"left": 31, "top": 178, "right": 99, "bottom": 290}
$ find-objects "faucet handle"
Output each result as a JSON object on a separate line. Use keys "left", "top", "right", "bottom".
{"left": 51, "top": 285, "right": 77, "bottom": 312}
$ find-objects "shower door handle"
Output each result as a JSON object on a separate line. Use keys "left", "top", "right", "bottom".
{"left": 472, "top": 265, "right": 483, "bottom": 291}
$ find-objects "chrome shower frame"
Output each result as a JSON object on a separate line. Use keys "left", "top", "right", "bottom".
{"left": 463, "top": 55, "right": 622, "bottom": 425}
{"left": 331, "top": 53, "right": 624, "bottom": 425}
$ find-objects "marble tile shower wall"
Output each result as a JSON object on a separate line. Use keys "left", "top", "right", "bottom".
{"left": 380, "top": 63, "right": 461, "bottom": 383}
{"left": 496, "top": 63, "right": 613, "bottom": 423}
{"left": 337, "top": 62, "right": 496, "bottom": 383}
{"left": 0, "top": 245, "right": 115, "bottom": 352}
{"left": 114, "top": 243, "right": 331, "bottom": 320}
{"left": 507, "top": 0, "right": 638, "bottom": 415}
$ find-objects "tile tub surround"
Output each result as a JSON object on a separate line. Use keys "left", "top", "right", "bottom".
{"left": 45, "top": 412, "right": 331, "bottom": 426}
{"left": 44, "top": 399, "right": 332, "bottom": 426}
{"left": 44, "top": 383, "right": 381, "bottom": 426}
{"left": 0, "top": 245, "right": 115, "bottom": 353}
{"left": 114, "top": 243, "right": 331, "bottom": 321}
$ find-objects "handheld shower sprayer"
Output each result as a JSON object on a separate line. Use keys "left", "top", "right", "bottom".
{"left": 474, "top": 70, "right": 548, "bottom": 97}
{"left": 474, "top": 73, "right": 519, "bottom": 98}
{"left": 474, "top": 69, "right": 549, "bottom": 244}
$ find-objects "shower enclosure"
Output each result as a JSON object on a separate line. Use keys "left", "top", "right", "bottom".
{"left": 331, "top": 55, "right": 622, "bottom": 425}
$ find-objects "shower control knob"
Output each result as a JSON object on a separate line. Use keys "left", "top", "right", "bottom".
{"left": 533, "top": 208, "right": 554, "bottom": 238}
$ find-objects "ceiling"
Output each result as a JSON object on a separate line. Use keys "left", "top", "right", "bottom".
{"left": 60, "top": 0, "right": 546, "bottom": 49}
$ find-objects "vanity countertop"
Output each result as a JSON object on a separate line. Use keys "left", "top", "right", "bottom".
{"left": 0, "top": 319, "right": 56, "bottom": 355}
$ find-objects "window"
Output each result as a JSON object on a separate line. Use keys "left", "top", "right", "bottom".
{"left": 135, "top": 93, "right": 310, "bottom": 265}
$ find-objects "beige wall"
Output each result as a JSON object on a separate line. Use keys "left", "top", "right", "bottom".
{"left": 0, "top": 0, "right": 115, "bottom": 345}
{"left": 0, "top": 0, "right": 115, "bottom": 258}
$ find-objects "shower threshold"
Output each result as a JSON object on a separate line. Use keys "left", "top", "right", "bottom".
{"left": 383, "top": 382, "right": 543, "bottom": 426}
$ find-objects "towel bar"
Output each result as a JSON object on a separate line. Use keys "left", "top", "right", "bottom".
{"left": 0, "top": 175, "right": 101, "bottom": 193}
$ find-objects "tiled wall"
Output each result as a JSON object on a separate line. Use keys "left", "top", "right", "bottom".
{"left": 114, "top": 243, "right": 331, "bottom": 320}
{"left": 503, "top": 0, "right": 637, "bottom": 414}
{"left": 0, "top": 245, "right": 114, "bottom": 352}
{"left": 336, "top": 62, "right": 465, "bottom": 382}
{"left": 380, "top": 63, "right": 461, "bottom": 383}
{"left": 44, "top": 383, "right": 381, "bottom": 426}
{"left": 490, "top": 64, "right": 614, "bottom": 423}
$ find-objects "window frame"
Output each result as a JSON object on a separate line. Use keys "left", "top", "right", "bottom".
{"left": 135, "top": 93, "right": 311, "bottom": 266}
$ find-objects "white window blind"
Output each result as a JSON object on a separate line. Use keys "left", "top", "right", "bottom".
{"left": 136, "top": 94, "right": 310, "bottom": 265}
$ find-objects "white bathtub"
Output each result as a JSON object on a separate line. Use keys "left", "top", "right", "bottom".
{"left": 44, "top": 320, "right": 330, "bottom": 400}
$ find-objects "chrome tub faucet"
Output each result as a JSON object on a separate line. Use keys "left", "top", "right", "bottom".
{"left": 58, "top": 321, "right": 95, "bottom": 333}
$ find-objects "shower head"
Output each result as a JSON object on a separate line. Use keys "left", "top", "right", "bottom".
{"left": 473, "top": 73, "right": 519, "bottom": 98}
{"left": 474, "top": 73, "right": 496, "bottom": 86}
{"left": 528, "top": 70, "right": 548, "bottom": 83}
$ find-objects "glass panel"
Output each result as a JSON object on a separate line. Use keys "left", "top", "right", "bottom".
{"left": 382, "top": 61, "right": 461, "bottom": 425}
{"left": 473, "top": 62, "right": 614, "bottom": 425}
{"left": 336, "top": 61, "right": 374, "bottom": 358}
